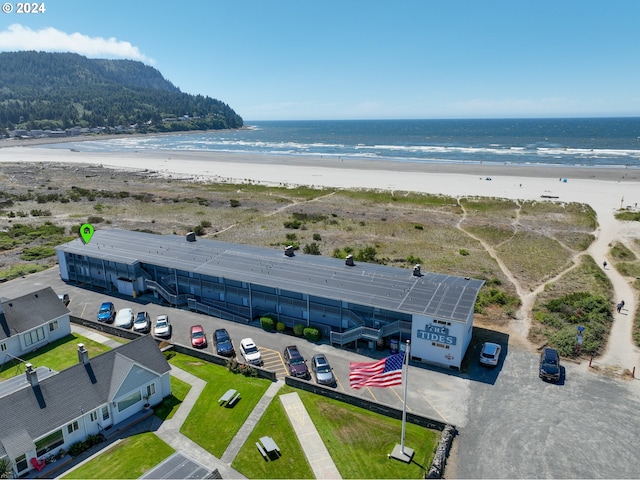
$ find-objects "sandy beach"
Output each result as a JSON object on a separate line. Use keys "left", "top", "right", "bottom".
{"left": 1, "top": 144, "right": 639, "bottom": 213}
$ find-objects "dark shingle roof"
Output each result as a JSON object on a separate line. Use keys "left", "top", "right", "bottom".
{"left": 0, "top": 287, "right": 69, "bottom": 341}
{"left": 0, "top": 335, "right": 170, "bottom": 449}
{"left": 56, "top": 229, "right": 484, "bottom": 322}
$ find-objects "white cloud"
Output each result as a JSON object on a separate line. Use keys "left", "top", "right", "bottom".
{"left": 0, "top": 24, "right": 154, "bottom": 63}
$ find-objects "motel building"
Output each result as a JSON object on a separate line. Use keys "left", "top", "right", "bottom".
{"left": 56, "top": 229, "right": 484, "bottom": 369}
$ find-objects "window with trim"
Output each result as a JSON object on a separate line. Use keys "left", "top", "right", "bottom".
{"left": 67, "top": 420, "right": 79, "bottom": 434}
{"left": 90, "top": 411, "right": 98, "bottom": 422}
{"left": 49, "top": 320, "right": 59, "bottom": 332}
{"left": 15, "top": 454, "right": 27, "bottom": 473}
{"left": 0, "top": 343, "right": 6, "bottom": 352}
{"left": 102, "top": 405, "right": 110, "bottom": 421}
{"left": 35, "top": 429, "right": 64, "bottom": 457}
{"left": 117, "top": 391, "right": 142, "bottom": 412}
{"left": 146, "top": 383, "right": 156, "bottom": 398}
{"left": 24, "top": 327, "right": 45, "bottom": 347}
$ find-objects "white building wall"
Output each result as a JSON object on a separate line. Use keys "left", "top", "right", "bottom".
{"left": 57, "top": 251, "right": 69, "bottom": 280}
{"left": 410, "top": 314, "right": 471, "bottom": 369}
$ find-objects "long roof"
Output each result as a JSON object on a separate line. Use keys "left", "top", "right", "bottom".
{"left": 0, "top": 335, "right": 170, "bottom": 459}
{"left": 56, "top": 229, "right": 484, "bottom": 322}
{"left": 0, "top": 287, "right": 69, "bottom": 341}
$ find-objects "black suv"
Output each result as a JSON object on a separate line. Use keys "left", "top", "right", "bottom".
{"left": 214, "top": 328, "right": 235, "bottom": 357}
{"left": 539, "top": 347, "right": 561, "bottom": 382}
{"left": 283, "top": 345, "right": 309, "bottom": 379}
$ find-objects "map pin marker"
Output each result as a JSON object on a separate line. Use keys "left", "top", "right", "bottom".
{"left": 80, "top": 223, "right": 95, "bottom": 244}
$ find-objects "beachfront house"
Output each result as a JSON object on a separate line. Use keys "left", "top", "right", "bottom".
{"left": 55, "top": 229, "right": 483, "bottom": 369}
{"left": 0, "top": 335, "right": 171, "bottom": 477}
{"left": 0, "top": 287, "right": 72, "bottom": 362}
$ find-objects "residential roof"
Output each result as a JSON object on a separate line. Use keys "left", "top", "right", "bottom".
{"left": 0, "top": 335, "right": 170, "bottom": 456}
{"left": 56, "top": 229, "right": 484, "bottom": 322}
{"left": 0, "top": 287, "right": 69, "bottom": 341}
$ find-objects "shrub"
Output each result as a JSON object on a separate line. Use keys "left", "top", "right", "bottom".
{"left": 193, "top": 225, "right": 205, "bottom": 236}
{"left": 229, "top": 199, "right": 240, "bottom": 207}
{"left": 260, "top": 315, "right": 276, "bottom": 330}
{"left": 276, "top": 321, "right": 286, "bottom": 332}
{"left": 283, "top": 219, "right": 302, "bottom": 229}
{"left": 303, "top": 242, "right": 321, "bottom": 255}
{"left": 459, "top": 249, "right": 470, "bottom": 256}
{"left": 67, "top": 441, "right": 87, "bottom": 457}
{"left": 200, "top": 220, "right": 212, "bottom": 228}
{"left": 87, "top": 216, "right": 104, "bottom": 224}
{"left": 20, "top": 246, "right": 56, "bottom": 260}
{"left": 313, "top": 233, "right": 322, "bottom": 241}
{"left": 293, "top": 324, "right": 305, "bottom": 336}
{"left": 414, "top": 224, "right": 424, "bottom": 230}
{"left": 303, "top": 326, "right": 322, "bottom": 342}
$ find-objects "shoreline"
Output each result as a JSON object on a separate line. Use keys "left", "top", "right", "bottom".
{"left": 1, "top": 145, "right": 639, "bottom": 213}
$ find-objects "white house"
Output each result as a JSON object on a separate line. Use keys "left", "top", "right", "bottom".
{"left": 0, "top": 287, "right": 72, "bottom": 361}
{"left": 0, "top": 335, "right": 171, "bottom": 477}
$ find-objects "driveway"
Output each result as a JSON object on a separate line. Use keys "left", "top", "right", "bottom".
{"left": 3, "top": 268, "right": 640, "bottom": 477}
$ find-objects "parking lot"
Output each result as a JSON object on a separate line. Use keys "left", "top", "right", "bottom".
{"left": 4, "top": 268, "right": 640, "bottom": 478}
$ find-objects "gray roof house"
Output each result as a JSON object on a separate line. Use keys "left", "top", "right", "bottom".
{"left": 0, "top": 335, "right": 171, "bottom": 477}
{"left": 0, "top": 287, "right": 72, "bottom": 361}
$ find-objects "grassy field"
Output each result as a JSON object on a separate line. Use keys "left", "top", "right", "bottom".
{"left": 62, "top": 433, "right": 175, "bottom": 479}
{"left": 0, "top": 333, "right": 111, "bottom": 380}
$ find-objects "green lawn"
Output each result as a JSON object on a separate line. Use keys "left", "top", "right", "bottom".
{"left": 169, "top": 353, "right": 271, "bottom": 457}
{"left": 0, "top": 333, "right": 111, "bottom": 380}
{"left": 153, "top": 375, "right": 192, "bottom": 421}
{"left": 62, "top": 433, "right": 174, "bottom": 479}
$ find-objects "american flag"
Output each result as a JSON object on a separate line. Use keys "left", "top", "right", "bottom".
{"left": 349, "top": 352, "right": 405, "bottom": 389}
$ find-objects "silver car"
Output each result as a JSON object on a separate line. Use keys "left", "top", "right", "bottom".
{"left": 311, "top": 354, "right": 336, "bottom": 386}
{"left": 479, "top": 342, "right": 502, "bottom": 367}
{"left": 154, "top": 314, "right": 171, "bottom": 338}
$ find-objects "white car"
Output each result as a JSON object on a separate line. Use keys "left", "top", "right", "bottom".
{"left": 240, "top": 338, "right": 262, "bottom": 366}
{"left": 479, "top": 342, "right": 502, "bottom": 367}
{"left": 114, "top": 308, "right": 134, "bottom": 329}
{"left": 154, "top": 314, "right": 171, "bottom": 338}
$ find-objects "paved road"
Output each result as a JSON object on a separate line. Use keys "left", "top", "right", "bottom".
{"left": 3, "top": 268, "right": 640, "bottom": 478}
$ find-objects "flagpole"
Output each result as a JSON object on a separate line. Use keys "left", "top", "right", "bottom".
{"left": 400, "top": 340, "right": 409, "bottom": 454}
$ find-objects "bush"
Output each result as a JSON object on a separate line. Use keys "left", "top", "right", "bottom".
{"left": 67, "top": 441, "right": 87, "bottom": 457}
{"left": 313, "top": 233, "right": 322, "bottom": 241}
{"left": 229, "top": 199, "right": 240, "bottom": 207}
{"left": 20, "top": 246, "right": 56, "bottom": 260}
{"left": 87, "top": 216, "right": 104, "bottom": 224}
{"left": 459, "top": 249, "right": 470, "bottom": 256}
{"left": 303, "top": 242, "right": 321, "bottom": 255}
{"left": 293, "top": 324, "right": 305, "bottom": 336}
{"left": 260, "top": 315, "right": 276, "bottom": 330}
{"left": 303, "top": 326, "right": 322, "bottom": 342}
{"left": 276, "top": 321, "right": 286, "bottom": 332}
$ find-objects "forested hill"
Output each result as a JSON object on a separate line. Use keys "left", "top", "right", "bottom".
{"left": 0, "top": 51, "right": 243, "bottom": 133}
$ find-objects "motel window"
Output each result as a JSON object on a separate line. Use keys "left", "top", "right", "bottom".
{"left": 146, "top": 383, "right": 156, "bottom": 398}
{"left": 24, "top": 327, "right": 45, "bottom": 347}
{"left": 102, "top": 405, "right": 110, "bottom": 421}
{"left": 49, "top": 320, "right": 59, "bottom": 332}
{"left": 35, "top": 429, "right": 64, "bottom": 457}
{"left": 15, "top": 454, "right": 27, "bottom": 473}
{"left": 67, "top": 421, "right": 79, "bottom": 434}
{"left": 90, "top": 411, "right": 98, "bottom": 422}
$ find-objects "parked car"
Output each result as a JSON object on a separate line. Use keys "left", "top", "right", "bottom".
{"left": 311, "top": 354, "right": 336, "bottom": 386}
{"left": 190, "top": 324, "right": 207, "bottom": 348}
{"left": 133, "top": 311, "right": 151, "bottom": 333}
{"left": 97, "top": 301, "right": 116, "bottom": 323}
{"left": 154, "top": 314, "right": 171, "bottom": 338}
{"left": 539, "top": 347, "right": 561, "bottom": 382}
{"left": 214, "top": 328, "right": 235, "bottom": 357}
{"left": 57, "top": 293, "right": 70, "bottom": 306}
{"left": 479, "top": 342, "right": 502, "bottom": 367}
{"left": 240, "top": 338, "right": 262, "bottom": 365}
{"left": 283, "top": 345, "right": 309, "bottom": 379}
{"left": 114, "top": 308, "right": 134, "bottom": 329}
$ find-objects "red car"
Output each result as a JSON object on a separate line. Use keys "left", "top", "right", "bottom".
{"left": 190, "top": 324, "right": 207, "bottom": 348}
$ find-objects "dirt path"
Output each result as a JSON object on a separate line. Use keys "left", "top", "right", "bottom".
{"left": 458, "top": 196, "right": 640, "bottom": 375}
{"left": 588, "top": 204, "right": 640, "bottom": 374}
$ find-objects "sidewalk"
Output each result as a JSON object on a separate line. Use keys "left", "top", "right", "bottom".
{"left": 70, "top": 326, "right": 342, "bottom": 479}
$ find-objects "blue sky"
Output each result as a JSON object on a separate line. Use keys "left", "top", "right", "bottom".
{"left": 1, "top": 1, "right": 639, "bottom": 121}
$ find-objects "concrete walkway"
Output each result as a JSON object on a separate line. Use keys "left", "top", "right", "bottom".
{"left": 71, "top": 325, "right": 341, "bottom": 479}
{"left": 280, "top": 392, "right": 342, "bottom": 480}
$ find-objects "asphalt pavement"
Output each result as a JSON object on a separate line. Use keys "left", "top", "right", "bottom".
{"left": 3, "top": 268, "right": 640, "bottom": 478}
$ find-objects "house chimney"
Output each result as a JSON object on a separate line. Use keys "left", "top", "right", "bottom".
{"left": 284, "top": 245, "right": 295, "bottom": 257}
{"left": 413, "top": 264, "right": 422, "bottom": 277}
{"left": 345, "top": 254, "right": 355, "bottom": 267}
{"left": 26, "top": 363, "right": 39, "bottom": 387}
{"left": 78, "top": 343, "right": 90, "bottom": 365}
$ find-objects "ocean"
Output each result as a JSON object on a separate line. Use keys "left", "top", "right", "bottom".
{"left": 50, "top": 118, "right": 640, "bottom": 168}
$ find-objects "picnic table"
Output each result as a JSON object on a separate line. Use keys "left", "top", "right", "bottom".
{"left": 260, "top": 436, "right": 280, "bottom": 455}
{"left": 218, "top": 388, "right": 238, "bottom": 406}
